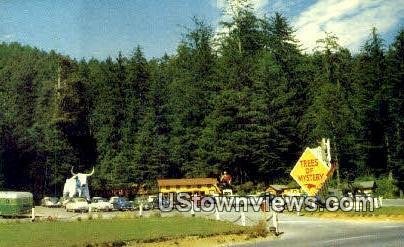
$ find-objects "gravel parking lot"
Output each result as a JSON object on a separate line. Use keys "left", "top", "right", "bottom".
{"left": 0, "top": 205, "right": 265, "bottom": 225}
{"left": 0, "top": 206, "right": 159, "bottom": 222}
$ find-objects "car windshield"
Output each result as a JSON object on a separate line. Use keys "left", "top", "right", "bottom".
{"left": 49, "top": 197, "right": 59, "bottom": 202}
{"left": 93, "top": 198, "right": 107, "bottom": 202}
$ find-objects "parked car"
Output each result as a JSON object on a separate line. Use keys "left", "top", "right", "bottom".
{"left": 89, "top": 197, "right": 113, "bottom": 212}
{"left": 65, "top": 198, "right": 89, "bottom": 212}
{"left": 148, "top": 195, "right": 157, "bottom": 203}
{"left": 134, "top": 197, "right": 153, "bottom": 210}
{"left": 132, "top": 198, "right": 140, "bottom": 210}
{"left": 145, "top": 196, "right": 170, "bottom": 209}
{"left": 61, "top": 198, "right": 71, "bottom": 207}
{"left": 148, "top": 195, "right": 159, "bottom": 209}
{"left": 109, "top": 197, "right": 133, "bottom": 211}
{"left": 41, "top": 197, "right": 61, "bottom": 208}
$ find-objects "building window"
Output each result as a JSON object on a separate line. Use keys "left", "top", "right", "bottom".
{"left": 166, "top": 186, "right": 170, "bottom": 190}
{"left": 176, "top": 185, "right": 180, "bottom": 189}
{"left": 197, "top": 185, "right": 201, "bottom": 189}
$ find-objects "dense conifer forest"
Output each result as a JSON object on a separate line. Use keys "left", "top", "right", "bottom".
{"left": 0, "top": 9, "right": 402, "bottom": 198}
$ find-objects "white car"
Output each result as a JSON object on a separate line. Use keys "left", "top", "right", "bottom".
{"left": 89, "top": 197, "right": 113, "bottom": 212}
{"left": 41, "top": 197, "right": 61, "bottom": 207}
{"left": 65, "top": 198, "right": 89, "bottom": 212}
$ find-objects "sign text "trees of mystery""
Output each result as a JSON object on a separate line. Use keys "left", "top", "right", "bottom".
{"left": 290, "top": 148, "right": 331, "bottom": 196}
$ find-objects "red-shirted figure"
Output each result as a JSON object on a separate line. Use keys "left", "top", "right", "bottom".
{"left": 220, "top": 171, "right": 232, "bottom": 187}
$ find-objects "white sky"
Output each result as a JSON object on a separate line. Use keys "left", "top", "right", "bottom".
{"left": 215, "top": 0, "right": 404, "bottom": 52}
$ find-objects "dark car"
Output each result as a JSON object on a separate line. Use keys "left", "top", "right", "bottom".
{"left": 133, "top": 197, "right": 154, "bottom": 211}
{"left": 109, "top": 196, "right": 133, "bottom": 211}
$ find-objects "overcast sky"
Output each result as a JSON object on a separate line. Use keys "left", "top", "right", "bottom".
{"left": 1, "top": 0, "right": 403, "bottom": 59}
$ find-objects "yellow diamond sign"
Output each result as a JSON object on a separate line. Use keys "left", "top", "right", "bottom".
{"left": 290, "top": 148, "right": 332, "bottom": 196}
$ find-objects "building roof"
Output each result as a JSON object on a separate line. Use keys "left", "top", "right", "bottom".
{"left": 266, "top": 184, "right": 301, "bottom": 192}
{"left": 0, "top": 191, "right": 33, "bottom": 199}
{"left": 354, "top": 181, "right": 376, "bottom": 189}
{"left": 157, "top": 178, "right": 218, "bottom": 187}
{"left": 267, "top": 184, "right": 289, "bottom": 191}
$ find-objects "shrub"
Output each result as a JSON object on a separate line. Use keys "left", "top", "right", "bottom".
{"left": 255, "top": 183, "right": 266, "bottom": 193}
{"left": 375, "top": 177, "right": 399, "bottom": 198}
{"left": 248, "top": 220, "right": 268, "bottom": 238}
{"left": 236, "top": 182, "right": 255, "bottom": 196}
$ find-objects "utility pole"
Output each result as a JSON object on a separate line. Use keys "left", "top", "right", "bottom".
{"left": 329, "top": 121, "right": 341, "bottom": 191}
{"left": 333, "top": 138, "right": 341, "bottom": 191}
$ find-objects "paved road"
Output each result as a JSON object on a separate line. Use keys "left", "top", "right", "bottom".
{"left": 2, "top": 206, "right": 403, "bottom": 246}
{"left": 384, "top": 199, "right": 404, "bottom": 207}
{"left": 234, "top": 214, "right": 404, "bottom": 247}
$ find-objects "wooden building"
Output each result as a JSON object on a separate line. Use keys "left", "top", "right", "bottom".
{"left": 266, "top": 184, "right": 288, "bottom": 196}
{"left": 266, "top": 184, "right": 301, "bottom": 196}
{"left": 157, "top": 178, "right": 221, "bottom": 196}
{"left": 353, "top": 181, "right": 376, "bottom": 196}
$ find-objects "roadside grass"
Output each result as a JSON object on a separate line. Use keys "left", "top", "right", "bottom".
{"left": 0, "top": 216, "right": 248, "bottom": 247}
{"left": 365, "top": 206, "right": 404, "bottom": 215}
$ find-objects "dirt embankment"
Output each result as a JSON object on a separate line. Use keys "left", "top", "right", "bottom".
{"left": 130, "top": 234, "right": 271, "bottom": 247}
{"left": 306, "top": 212, "right": 404, "bottom": 222}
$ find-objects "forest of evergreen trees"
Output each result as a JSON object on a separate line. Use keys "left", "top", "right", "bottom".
{"left": 0, "top": 9, "right": 402, "bottom": 198}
